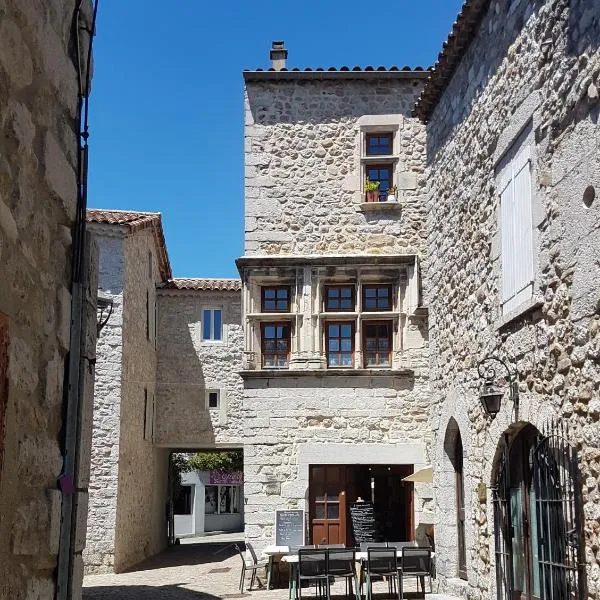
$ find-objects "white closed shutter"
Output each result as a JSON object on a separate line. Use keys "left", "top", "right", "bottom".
{"left": 500, "top": 142, "right": 533, "bottom": 314}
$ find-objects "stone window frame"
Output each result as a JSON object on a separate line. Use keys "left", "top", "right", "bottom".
{"left": 355, "top": 114, "right": 403, "bottom": 206}
{"left": 205, "top": 389, "right": 220, "bottom": 410}
{"left": 492, "top": 92, "right": 545, "bottom": 329}
{"left": 201, "top": 306, "right": 226, "bottom": 344}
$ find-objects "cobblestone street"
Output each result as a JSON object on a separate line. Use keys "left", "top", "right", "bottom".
{"left": 83, "top": 540, "right": 451, "bottom": 600}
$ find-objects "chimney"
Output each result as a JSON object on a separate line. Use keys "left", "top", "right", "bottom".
{"left": 270, "top": 41, "right": 287, "bottom": 71}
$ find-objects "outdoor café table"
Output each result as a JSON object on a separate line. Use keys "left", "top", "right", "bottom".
{"left": 261, "top": 546, "right": 290, "bottom": 590}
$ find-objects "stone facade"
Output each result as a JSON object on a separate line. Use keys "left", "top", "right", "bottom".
{"left": 244, "top": 75, "right": 428, "bottom": 258}
{"left": 0, "top": 2, "right": 97, "bottom": 599}
{"left": 155, "top": 285, "right": 244, "bottom": 448}
{"left": 85, "top": 216, "right": 170, "bottom": 574}
{"left": 240, "top": 68, "right": 433, "bottom": 552}
{"left": 423, "top": 1, "right": 600, "bottom": 599}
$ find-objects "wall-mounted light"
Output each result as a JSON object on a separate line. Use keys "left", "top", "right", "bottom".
{"left": 96, "top": 293, "right": 113, "bottom": 336}
{"left": 477, "top": 356, "right": 519, "bottom": 418}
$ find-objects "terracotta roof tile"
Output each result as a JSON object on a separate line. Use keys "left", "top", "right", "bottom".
{"left": 414, "top": 0, "right": 490, "bottom": 122}
{"left": 162, "top": 278, "right": 241, "bottom": 292}
{"left": 86, "top": 208, "right": 172, "bottom": 280}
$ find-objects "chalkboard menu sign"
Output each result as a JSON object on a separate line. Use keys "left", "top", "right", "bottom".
{"left": 349, "top": 502, "right": 381, "bottom": 543}
{"left": 275, "top": 509, "right": 305, "bottom": 547}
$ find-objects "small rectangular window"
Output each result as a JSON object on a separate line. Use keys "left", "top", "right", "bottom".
{"left": 202, "top": 308, "right": 222, "bottom": 341}
{"left": 326, "top": 321, "right": 354, "bottom": 368}
{"left": 206, "top": 390, "right": 220, "bottom": 409}
{"left": 143, "top": 388, "right": 153, "bottom": 441}
{"left": 363, "top": 321, "right": 392, "bottom": 368}
{"left": 366, "top": 132, "right": 393, "bottom": 156}
{"left": 261, "top": 322, "right": 291, "bottom": 368}
{"left": 362, "top": 285, "right": 392, "bottom": 311}
{"left": 261, "top": 286, "right": 290, "bottom": 312}
{"left": 324, "top": 286, "right": 355, "bottom": 312}
{"left": 205, "top": 485, "right": 239, "bottom": 515}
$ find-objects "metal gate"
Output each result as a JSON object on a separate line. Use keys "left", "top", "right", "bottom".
{"left": 532, "top": 424, "right": 585, "bottom": 600}
{"left": 492, "top": 423, "right": 585, "bottom": 600}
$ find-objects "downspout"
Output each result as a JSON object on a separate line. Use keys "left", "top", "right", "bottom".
{"left": 56, "top": 2, "right": 99, "bottom": 599}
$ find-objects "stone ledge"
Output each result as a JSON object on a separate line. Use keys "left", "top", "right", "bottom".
{"left": 239, "top": 368, "right": 413, "bottom": 379}
{"left": 495, "top": 297, "right": 544, "bottom": 331}
{"left": 357, "top": 201, "right": 402, "bottom": 212}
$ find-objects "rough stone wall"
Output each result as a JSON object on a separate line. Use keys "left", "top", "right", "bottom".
{"left": 84, "top": 234, "right": 125, "bottom": 573}
{"left": 425, "top": 1, "right": 600, "bottom": 598}
{"left": 244, "top": 78, "right": 427, "bottom": 258}
{"left": 0, "top": 2, "right": 93, "bottom": 598}
{"left": 113, "top": 229, "right": 168, "bottom": 573}
{"left": 155, "top": 290, "right": 244, "bottom": 448}
{"left": 243, "top": 374, "right": 432, "bottom": 552}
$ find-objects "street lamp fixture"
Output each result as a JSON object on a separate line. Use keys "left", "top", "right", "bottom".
{"left": 477, "top": 356, "right": 519, "bottom": 418}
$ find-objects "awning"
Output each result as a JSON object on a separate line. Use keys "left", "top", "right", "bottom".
{"left": 402, "top": 465, "right": 433, "bottom": 483}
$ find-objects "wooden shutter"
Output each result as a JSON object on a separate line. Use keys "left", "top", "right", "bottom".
{"left": 500, "top": 142, "right": 533, "bottom": 314}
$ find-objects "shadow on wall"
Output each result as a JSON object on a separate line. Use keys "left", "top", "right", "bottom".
{"left": 84, "top": 586, "right": 224, "bottom": 600}
{"left": 156, "top": 295, "right": 218, "bottom": 447}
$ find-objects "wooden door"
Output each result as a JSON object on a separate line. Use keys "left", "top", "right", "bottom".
{"left": 309, "top": 465, "right": 347, "bottom": 545}
{"left": 455, "top": 434, "right": 467, "bottom": 579}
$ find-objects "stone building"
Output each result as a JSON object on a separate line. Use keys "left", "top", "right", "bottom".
{"left": 84, "top": 211, "right": 244, "bottom": 572}
{"left": 238, "top": 46, "right": 433, "bottom": 550}
{"left": 84, "top": 210, "right": 172, "bottom": 573}
{"left": 0, "top": 2, "right": 99, "bottom": 600}
{"left": 416, "top": 1, "right": 600, "bottom": 599}
{"left": 155, "top": 278, "right": 243, "bottom": 450}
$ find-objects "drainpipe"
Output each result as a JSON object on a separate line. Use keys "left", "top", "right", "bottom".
{"left": 55, "top": 2, "right": 99, "bottom": 599}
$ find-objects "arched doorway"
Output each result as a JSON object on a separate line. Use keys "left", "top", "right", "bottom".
{"left": 492, "top": 423, "right": 585, "bottom": 600}
{"left": 442, "top": 418, "right": 467, "bottom": 580}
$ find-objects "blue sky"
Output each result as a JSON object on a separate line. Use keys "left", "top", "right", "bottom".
{"left": 89, "top": 1, "right": 464, "bottom": 278}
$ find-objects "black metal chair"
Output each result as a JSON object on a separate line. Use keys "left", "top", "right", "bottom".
{"left": 327, "top": 548, "right": 359, "bottom": 600}
{"left": 235, "top": 543, "right": 267, "bottom": 592}
{"left": 365, "top": 548, "right": 401, "bottom": 600}
{"left": 387, "top": 542, "right": 416, "bottom": 552}
{"left": 398, "top": 547, "right": 433, "bottom": 598}
{"left": 318, "top": 543, "right": 345, "bottom": 549}
{"left": 298, "top": 548, "right": 330, "bottom": 600}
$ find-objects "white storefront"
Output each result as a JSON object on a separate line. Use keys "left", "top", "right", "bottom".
{"left": 174, "top": 470, "right": 244, "bottom": 537}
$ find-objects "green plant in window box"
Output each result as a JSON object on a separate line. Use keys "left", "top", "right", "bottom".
{"left": 364, "top": 177, "right": 380, "bottom": 203}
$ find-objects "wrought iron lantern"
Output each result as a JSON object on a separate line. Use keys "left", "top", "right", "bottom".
{"left": 477, "top": 356, "right": 518, "bottom": 418}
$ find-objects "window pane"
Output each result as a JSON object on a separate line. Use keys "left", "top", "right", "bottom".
{"left": 329, "top": 339, "right": 340, "bottom": 351}
{"left": 213, "top": 310, "right": 222, "bottom": 340}
{"left": 205, "top": 486, "right": 217, "bottom": 514}
{"left": 327, "top": 504, "right": 340, "bottom": 519}
{"left": 341, "top": 339, "right": 352, "bottom": 352}
{"left": 341, "top": 288, "right": 352, "bottom": 298}
{"left": 276, "top": 339, "right": 288, "bottom": 352}
{"left": 315, "top": 504, "right": 325, "bottom": 518}
{"left": 264, "top": 325, "right": 275, "bottom": 338}
{"left": 264, "top": 300, "right": 275, "bottom": 310}
{"left": 329, "top": 288, "right": 340, "bottom": 298}
{"left": 277, "top": 325, "right": 287, "bottom": 338}
{"left": 202, "top": 310, "right": 212, "bottom": 340}
{"left": 276, "top": 300, "right": 287, "bottom": 310}
{"left": 264, "top": 289, "right": 275, "bottom": 299}
{"left": 277, "top": 289, "right": 288, "bottom": 299}
{"left": 208, "top": 392, "right": 218, "bottom": 408}
{"left": 340, "top": 299, "right": 352, "bottom": 309}
{"left": 341, "top": 324, "right": 352, "bottom": 338}
{"left": 329, "top": 324, "right": 340, "bottom": 338}
{"left": 329, "top": 299, "right": 340, "bottom": 309}
{"left": 342, "top": 354, "right": 352, "bottom": 366}
{"left": 365, "top": 288, "right": 376, "bottom": 297}
{"left": 329, "top": 354, "right": 340, "bottom": 366}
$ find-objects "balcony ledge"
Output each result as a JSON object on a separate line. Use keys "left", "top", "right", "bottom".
{"left": 239, "top": 368, "right": 414, "bottom": 379}
{"left": 358, "top": 201, "right": 402, "bottom": 212}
